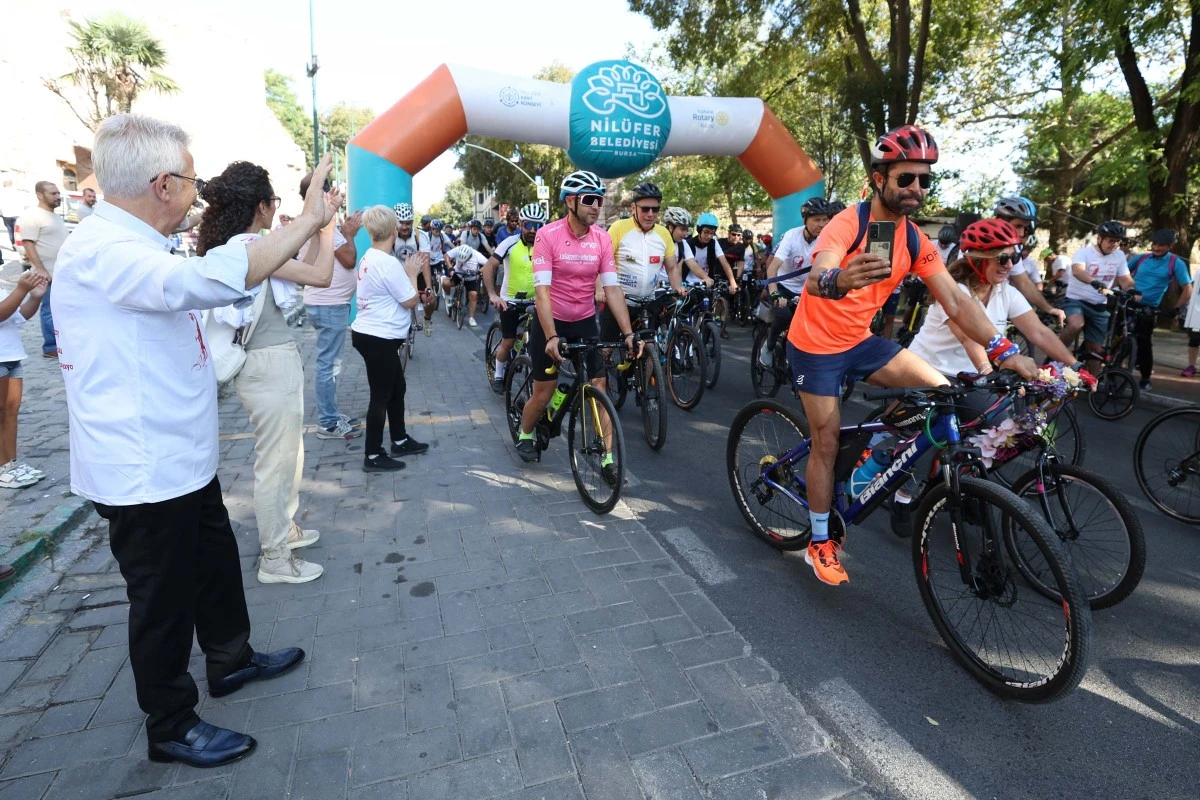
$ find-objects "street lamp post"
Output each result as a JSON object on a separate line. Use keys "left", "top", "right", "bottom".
{"left": 459, "top": 141, "right": 547, "bottom": 217}
{"left": 306, "top": 0, "right": 320, "bottom": 167}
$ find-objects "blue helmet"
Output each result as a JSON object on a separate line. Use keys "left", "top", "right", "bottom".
{"left": 696, "top": 212, "right": 719, "bottom": 230}
{"left": 431, "top": 218, "right": 445, "bottom": 231}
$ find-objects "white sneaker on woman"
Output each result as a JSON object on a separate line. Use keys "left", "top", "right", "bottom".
{"left": 257, "top": 553, "right": 323, "bottom": 584}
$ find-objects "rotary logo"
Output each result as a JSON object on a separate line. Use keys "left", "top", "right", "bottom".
{"left": 716, "top": 111, "right": 730, "bottom": 126}
{"left": 581, "top": 63, "right": 668, "bottom": 119}
{"left": 499, "top": 87, "right": 520, "bottom": 107}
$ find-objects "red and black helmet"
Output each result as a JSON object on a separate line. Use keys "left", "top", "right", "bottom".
{"left": 959, "top": 218, "right": 1023, "bottom": 252}
{"left": 870, "top": 125, "right": 939, "bottom": 167}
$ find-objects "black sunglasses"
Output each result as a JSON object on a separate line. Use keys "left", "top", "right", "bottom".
{"left": 893, "top": 172, "right": 931, "bottom": 189}
{"left": 577, "top": 194, "right": 604, "bottom": 207}
{"left": 636, "top": 204, "right": 660, "bottom": 214}
{"left": 973, "top": 252, "right": 1021, "bottom": 266}
{"left": 522, "top": 221, "right": 543, "bottom": 232}
{"left": 167, "top": 173, "right": 207, "bottom": 194}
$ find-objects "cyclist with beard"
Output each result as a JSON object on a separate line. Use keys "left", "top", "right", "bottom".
{"left": 788, "top": 125, "right": 1037, "bottom": 586}
{"left": 392, "top": 203, "right": 434, "bottom": 336}
{"left": 759, "top": 197, "right": 836, "bottom": 368}
{"left": 484, "top": 203, "right": 547, "bottom": 393}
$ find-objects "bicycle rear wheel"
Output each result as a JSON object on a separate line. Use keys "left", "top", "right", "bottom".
{"left": 990, "top": 402, "right": 1086, "bottom": 488}
{"left": 485, "top": 321, "right": 502, "bottom": 384}
{"left": 701, "top": 320, "right": 722, "bottom": 389}
{"left": 639, "top": 344, "right": 668, "bottom": 450}
{"left": 1134, "top": 405, "right": 1200, "bottom": 523}
{"left": 1088, "top": 368, "right": 1138, "bottom": 420}
{"left": 455, "top": 289, "right": 466, "bottom": 329}
{"left": 666, "top": 324, "right": 706, "bottom": 410}
{"left": 505, "top": 354, "right": 535, "bottom": 445}
{"left": 1007, "top": 463, "right": 1145, "bottom": 609}
{"left": 750, "top": 327, "right": 782, "bottom": 398}
{"left": 726, "top": 400, "right": 812, "bottom": 551}
{"left": 913, "top": 477, "right": 1091, "bottom": 702}
{"left": 569, "top": 384, "right": 625, "bottom": 514}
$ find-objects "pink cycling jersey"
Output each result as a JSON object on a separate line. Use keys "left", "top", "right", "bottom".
{"left": 532, "top": 217, "right": 618, "bottom": 322}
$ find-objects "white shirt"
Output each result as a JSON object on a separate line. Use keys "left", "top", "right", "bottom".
{"left": 909, "top": 281, "right": 1032, "bottom": 376}
{"left": 447, "top": 245, "right": 488, "bottom": 278}
{"left": 76, "top": 203, "right": 96, "bottom": 220}
{"left": 0, "top": 312, "right": 28, "bottom": 363}
{"left": 1051, "top": 254, "right": 1071, "bottom": 284}
{"left": 771, "top": 225, "right": 818, "bottom": 294}
{"left": 302, "top": 226, "right": 352, "bottom": 305}
{"left": 1009, "top": 255, "right": 1036, "bottom": 280}
{"left": 52, "top": 202, "right": 256, "bottom": 505}
{"left": 392, "top": 230, "right": 429, "bottom": 267}
{"left": 692, "top": 237, "right": 725, "bottom": 272}
{"left": 935, "top": 242, "right": 957, "bottom": 264}
{"left": 351, "top": 248, "right": 416, "bottom": 340}
{"left": 1066, "top": 245, "right": 1128, "bottom": 304}
{"left": 666, "top": 239, "right": 696, "bottom": 285}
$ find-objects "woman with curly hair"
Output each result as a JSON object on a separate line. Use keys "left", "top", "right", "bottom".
{"left": 197, "top": 161, "right": 337, "bottom": 584}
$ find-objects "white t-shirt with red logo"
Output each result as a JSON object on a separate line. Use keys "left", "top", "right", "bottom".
{"left": 351, "top": 248, "right": 417, "bottom": 340}
{"left": 1066, "top": 245, "right": 1128, "bottom": 304}
{"left": 532, "top": 218, "right": 618, "bottom": 322}
{"left": 771, "top": 225, "right": 818, "bottom": 294}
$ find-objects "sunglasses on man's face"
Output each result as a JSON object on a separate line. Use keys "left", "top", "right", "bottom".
{"left": 893, "top": 172, "right": 931, "bottom": 189}
{"left": 522, "top": 221, "right": 543, "bottom": 232}
{"left": 577, "top": 194, "right": 604, "bottom": 208}
{"left": 636, "top": 204, "right": 660, "bottom": 214}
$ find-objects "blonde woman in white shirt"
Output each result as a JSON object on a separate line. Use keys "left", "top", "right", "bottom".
{"left": 196, "top": 161, "right": 337, "bottom": 585}
{"left": 351, "top": 206, "right": 428, "bottom": 473}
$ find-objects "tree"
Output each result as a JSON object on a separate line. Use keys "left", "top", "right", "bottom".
{"left": 455, "top": 64, "right": 577, "bottom": 207}
{"left": 45, "top": 12, "right": 179, "bottom": 131}
{"left": 265, "top": 69, "right": 314, "bottom": 169}
{"left": 432, "top": 178, "right": 474, "bottom": 222}
{"left": 320, "top": 103, "right": 374, "bottom": 161}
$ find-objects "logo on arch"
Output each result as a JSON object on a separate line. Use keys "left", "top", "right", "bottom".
{"left": 568, "top": 60, "right": 672, "bottom": 179}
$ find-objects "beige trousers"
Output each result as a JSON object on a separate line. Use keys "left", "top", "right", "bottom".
{"left": 234, "top": 342, "right": 304, "bottom": 559}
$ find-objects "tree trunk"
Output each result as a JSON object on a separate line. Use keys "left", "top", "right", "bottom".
{"left": 1048, "top": 166, "right": 1077, "bottom": 253}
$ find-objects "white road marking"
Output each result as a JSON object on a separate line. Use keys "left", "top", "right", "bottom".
{"left": 660, "top": 526, "right": 737, "bottom": 585}
{"left": 808, "top": 678, "right": 974, "bottom": 800}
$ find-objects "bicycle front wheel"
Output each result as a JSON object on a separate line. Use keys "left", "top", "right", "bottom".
{"left": 1008, "top": 463, "right": 1145, "bottom": 609}
{"left": 666, "top": 324, "right": 706, "bottom": 411}
{"left": 639, "top": 344, "right": 668, "bottom": 451}
{"left": 455, "top": 291, "right": 466, "bottom": 329}
{"left": 701, "top": 320, "right": 722, "bottom": 389}
{"left": 568, "top": 384, "right": 625, "bottom": 514}
{"left": 913, "top": 476, "right": 1091, "bottom": 702}
{"left": 505, "top": 354, "right": 535, "bottom": 445}
{"left": 605, "top": 353, "right": 627, "bottom": 410}
{"left": 750, "top": 327, "right": 782, "bottom": 398}
{"left": 1134, "top": 405, "right": 1200, "bottom": 523}
{"left": 990, "top": 402, "right": 1086, "bottom": 488}
{"left": 726, "top": 400, "right": 812, "bottom": 551}
{"left": 1088, "top": 368, "right": 1138, "bottom": 420}
{"left": 485, "top": 321, "right": 502, "bottom": 384}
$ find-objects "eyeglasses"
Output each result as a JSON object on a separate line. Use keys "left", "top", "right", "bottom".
{"left": 270, "top": 197, "right": 282, "bottom": 208}
{"left": 166, "top": 173, "right": 207, "bottom": 194}
{"left": 636, "top": 205, "right": 660, "bottom": 214}
{"left": 577, "top": 194, "right": 604, "bottom": 207}
{"left": 893, "top": 172, "right": 931, "bottom": 189}
{"left": 522, "top": 221, "right": 543, "bottom": 232}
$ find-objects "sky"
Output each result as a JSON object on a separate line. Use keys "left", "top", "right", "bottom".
{"left": 64, "top": 0, "right": 1020, "bottom": 210}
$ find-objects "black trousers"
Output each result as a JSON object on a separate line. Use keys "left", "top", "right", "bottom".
{"left": 94, "top": 477, "right": 252, "bottom": 743}
{"left": 352, "top": 330, "right": 407, "bottom": 455}
{"left": 1134, "top": 313, "right": 1156, "bottom": 381}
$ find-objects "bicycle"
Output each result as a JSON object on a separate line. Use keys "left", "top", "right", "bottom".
{"left": 655, "top": 290, "right": 708, "bottom": 411}
{"left": 484, "top": 296, "right": 535, "bottom": 391}
{"left": 676, "top": 283, "right": 723, "bottom": 389}
{"left": 893, "top": 278, "right": 928, "bottom": 348}
{"left": 726, "top": 378, "right": 1092, "bottom": 702}
{"left": 749, "top": 292, "right": 796, "bottom": 399}
{"left": 604, "top": 292, "right": 670, "bottom": 450}
{"left": 399, "top": 306, "right": 418, "bottom": 370}
{"left": 1134, "top": 404, "right": 1200, "bottom": 524}
{"left": 1072, "top": 288, "right": 1147, "bottom": 420}
{"left": 505, "top": 339, "right": 629, "bottom": 514}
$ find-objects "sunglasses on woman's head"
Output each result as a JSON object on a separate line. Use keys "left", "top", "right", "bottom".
{"left": 522, "top": 221, "right": 543, "bottom": 232}
{"left": 893, "top": 172, "right": 931, "bottom": 189}
{"left": 577, "top": 194, "right": 604, "bottom": 207}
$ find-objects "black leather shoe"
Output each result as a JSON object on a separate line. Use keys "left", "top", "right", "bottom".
{"left": 209, "top": 647, "right": 305, "bottom": 698}
{"left": 148, "top": 721, "right": 256, "bottom": 767}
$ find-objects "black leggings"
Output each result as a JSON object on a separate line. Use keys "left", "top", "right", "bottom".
{"left": 351, "top": 331, "right": 407, "bottom": 456}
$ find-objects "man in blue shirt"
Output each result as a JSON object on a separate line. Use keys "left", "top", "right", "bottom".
{"left": 1129, "top": 228, "right": 1193, "bottom": 389}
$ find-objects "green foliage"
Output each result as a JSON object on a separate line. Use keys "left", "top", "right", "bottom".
{"left": 320, "top": 103, "right": 374, "bottom": 162}
{"left": 45, "top": 12, "right": 178, "bottom": 130}
{"left": 431, "top": 178, "right": 474, "bottom": 222}
{"left": 265, "top": 70, "right": 313, "bottom": 169}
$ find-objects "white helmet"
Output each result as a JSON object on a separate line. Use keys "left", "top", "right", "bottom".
{"left": 519, "top": 203, "right": 548, "bottom": 223}
{"left": 661, "top": 207, "right": 691, "bottom": 228}
{"left": 559, "top": 170, "right": 605, "bottom": 201}
{"left": 393, "top": 202, "right": 414, "bottom": 222}
{"left": 448, "top": 245, "right": 476, "bottom": 266}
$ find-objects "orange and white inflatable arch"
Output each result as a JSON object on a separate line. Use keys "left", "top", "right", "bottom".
{"left": 348, "top": 61, "right": 825, "bottom": 237}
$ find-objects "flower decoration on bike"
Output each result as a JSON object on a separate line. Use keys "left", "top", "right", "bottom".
{"left": 968, "top": 363, "right": 1096, "bottom": 466}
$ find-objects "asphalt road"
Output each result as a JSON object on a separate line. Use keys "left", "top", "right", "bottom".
{"left": 463, "top": 308, "right": 1200, "bottom": 800}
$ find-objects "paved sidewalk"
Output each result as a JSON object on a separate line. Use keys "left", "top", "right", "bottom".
{"left": 0, "top": 314, "right": 870, "bottom": 799}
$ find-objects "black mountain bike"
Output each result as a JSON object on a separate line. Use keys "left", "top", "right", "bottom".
{"left": 1134, "top": 404, "right": 1200, "bottom": 524}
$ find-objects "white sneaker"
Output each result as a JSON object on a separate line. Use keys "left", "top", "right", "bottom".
{"left": 287, "top": 525, "right": 320, "bottom": 550}
{"left": 257, "top": 553, "right": 323, "bottom": 584}
{"left": 758, "top": 348, "right": 773, "bottom": 368}
{"left": 316, "top": 420, "right": 361, "bottom": 439}
{"left": 0, "top": 461, "right": 37, "bottom": 489}
{"left": 468, "top": 316, "right": 477, "bottom": 327}
{"left": 12, "top": 462, "right": 44, "bottom": 481}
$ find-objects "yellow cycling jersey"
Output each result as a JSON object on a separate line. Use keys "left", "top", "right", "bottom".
{"left": 608, "top": 218, "right": 674, "bottom": 299}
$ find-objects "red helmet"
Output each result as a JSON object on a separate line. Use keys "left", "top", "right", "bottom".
{"left": 959, "top": 218, "right": 1023, "bottom": 252}
{"left": 870, "top": 125, "right": 939, "bottom": 167}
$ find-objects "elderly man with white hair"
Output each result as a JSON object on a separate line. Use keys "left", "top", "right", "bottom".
{"left": 52, "top": 113, "right": 340, "bottom": 768}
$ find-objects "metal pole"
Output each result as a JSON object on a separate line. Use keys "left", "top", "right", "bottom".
{"left": 307, "top": 0, "right": 320, "bottom": 167}
{"left": 460, "top": 142, "right": 539, "bottom": 188}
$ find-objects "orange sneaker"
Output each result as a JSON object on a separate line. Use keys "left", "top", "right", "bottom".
{"left": 805, "top": 540, "right": 849, "bottom": 585}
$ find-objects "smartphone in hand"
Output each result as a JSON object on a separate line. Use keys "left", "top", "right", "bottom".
{"left": 866, "top": 221, "right": 896, "bottom": 275}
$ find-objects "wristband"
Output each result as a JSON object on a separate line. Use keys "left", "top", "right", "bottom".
{"left": 993, "top": 345, "right": 1020, "bottom": 365}
{"left": 986, "top": 336, "right": 1017, "bottom": 364}
{"left": 546, "top": 335, "right": 560, "bottom": 343}
{"left": 817, "top": 268, "right": 846, "bottom": 300}
{"left": 1090, "top": 280, "right": 1106, "bottom": 291}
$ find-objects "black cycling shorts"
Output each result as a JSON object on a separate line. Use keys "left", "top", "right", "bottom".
{"left": 528, "top": 315, "right": 604, "bottom": 382}
{"left": 500, "top": 305, "right": 523, "bottom": 339}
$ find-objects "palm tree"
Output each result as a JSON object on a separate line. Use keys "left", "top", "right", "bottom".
{"left": 45, "top": 13, "right": 179, "bottom": 131}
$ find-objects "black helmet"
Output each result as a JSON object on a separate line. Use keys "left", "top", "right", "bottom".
{"left": 728, "top": 223, "right": 742, "bottom": 234}
{"left": 1150, "top": 228, "right": 1177, "bottom": 245}
{"left": 632, "top": 182, "right": 662, "bottom": 200}
{"left": 801, "top": 197, "right": 836, "bottom": 219}
{"left": 483, "top": 218, "right": 495, "bottom": 226}
{"left": 1097, "top": 220, "right": 1127, "bottom": 239}
{"left": 420, "top": 214, "right": 432, "bottom": 224}
{"left": 469, "top": 218, "right": 481, "bottom": 228}
{"left": 937, "top": 225, "right": 958, "bottom": 246}
{"left": 827, "top": 200, "right": 847, "bottom": 214}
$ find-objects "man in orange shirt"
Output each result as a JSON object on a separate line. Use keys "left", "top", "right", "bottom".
{"left": 787, "top": 125, "right": 1037, "bottom": 586}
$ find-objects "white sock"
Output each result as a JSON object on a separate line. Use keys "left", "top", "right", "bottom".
{"left": 367, "top": 453, "right": 379, "bottom": 460}
{"left": 495, "top": 360, "right": 507, "bottom": 379}
{"left": 895, "top": 490, "right": 913, "bottom": 505}
{"left": 394, "top": 438, "right": 408, "bottom": 447}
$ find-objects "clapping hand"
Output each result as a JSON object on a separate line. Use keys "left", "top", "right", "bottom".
{"left": 303, "top": 155, "right": 337, "bottom": 227}
{"left": 17, "top": 270, "right": 48, "bottom": 296}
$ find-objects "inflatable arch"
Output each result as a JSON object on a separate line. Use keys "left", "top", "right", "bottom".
{"left": 347, "top": 60, "right": 825, "bottom": 239}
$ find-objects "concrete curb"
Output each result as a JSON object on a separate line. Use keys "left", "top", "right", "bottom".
{"left": 0, "top": 495, "right": 92, "bottom": 601}
{"left": 1138, "top": 391, "right": 1196, "bottom": 411}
